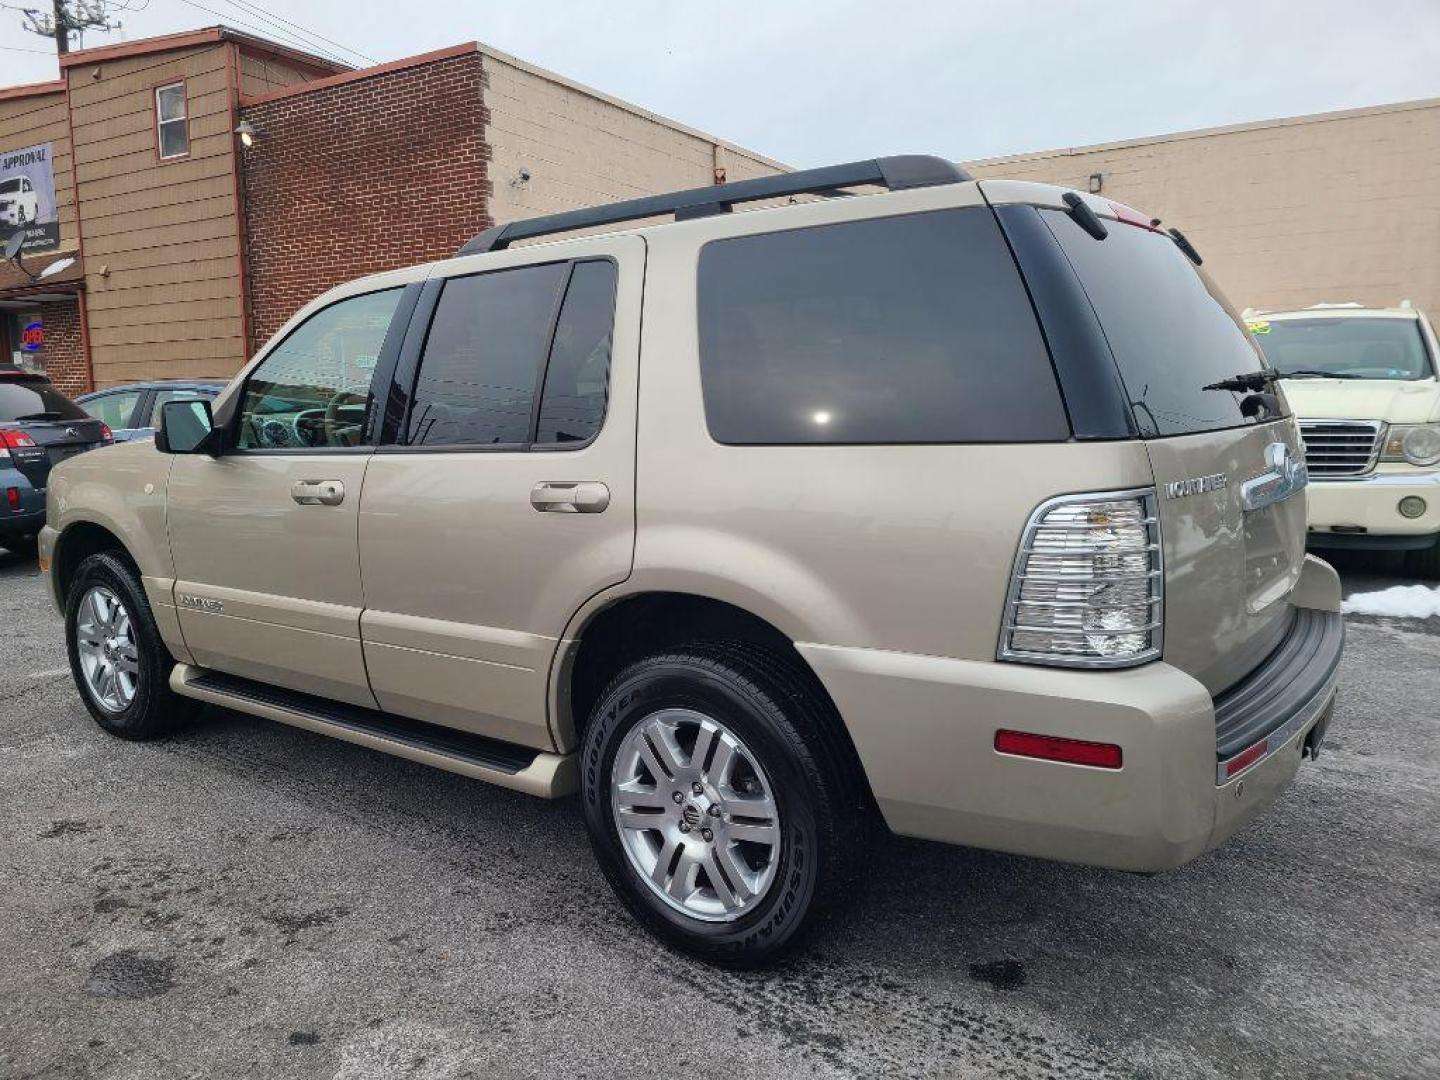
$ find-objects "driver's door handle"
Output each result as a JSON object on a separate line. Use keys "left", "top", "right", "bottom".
{"left": 291, "top": 479, "right": 345, "bottom": 506}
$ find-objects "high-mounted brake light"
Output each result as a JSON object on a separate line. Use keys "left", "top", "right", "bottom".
{"left": 995, "top": 730, "right": 1123, "bottom": 770}
{"left": 998, "top": 489, "right": 1163, "bottom": 668}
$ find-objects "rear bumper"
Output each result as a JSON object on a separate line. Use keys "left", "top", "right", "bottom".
{"left": 1306, "top": 470, "right": 1440, "bottom": 543}
{"left": 799, "top": 564, "right": 1343, "bottom": 874}
{"left": 0, "top": 474, "right": 45, "bottom": 537}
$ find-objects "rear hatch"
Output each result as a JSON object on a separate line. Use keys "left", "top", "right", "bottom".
{"left": 0, "top": 373, "right": 108, "bottom": 489}
{"left": 1024, "top": 198, "right": 1307, "bottom": 694}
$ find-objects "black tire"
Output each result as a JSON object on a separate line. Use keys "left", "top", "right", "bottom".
{"left": 1406, "top": 538, "right": 1440, "bottom": 579}
{"left": 64, "top": 551, "right": 192, "bottom": 740}
{"left": 579, "top": 641, "right": 870, "bottom": 967}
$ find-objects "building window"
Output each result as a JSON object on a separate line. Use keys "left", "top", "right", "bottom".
{"left": 155, "top": 82, "right": 189, "bottom": 160}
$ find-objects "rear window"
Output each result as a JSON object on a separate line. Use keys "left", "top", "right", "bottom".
{"left": 1042, "top": 210, "right": 1267, "bottom": 437}
{"left": 0, "top": 378, "right": 87, "bottom": 422}
{"left": 1255, "top": 317, "right": 1433, "bottom": 381}
{"left": 696, "top": 208, "right": 1069, "bottom": 445}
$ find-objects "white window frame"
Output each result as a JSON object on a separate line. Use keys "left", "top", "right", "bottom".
{"left": 154, "top": 81, "right": 189, "bottom": 161}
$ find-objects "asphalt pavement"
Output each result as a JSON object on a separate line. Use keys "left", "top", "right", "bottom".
{"left": 1, "top": 544, "right": 1437, "bottom": 1079}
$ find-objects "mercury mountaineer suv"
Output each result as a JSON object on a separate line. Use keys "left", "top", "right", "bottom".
{"left": 40, "top": 157, "right": 1344, "bottom": 965}
{"left": 1247, "top": 303, "right": 1440, "bottom": 576}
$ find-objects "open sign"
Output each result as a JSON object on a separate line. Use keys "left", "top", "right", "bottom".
{"left": 19, "top": 320, "right": 42, "bottom": 352}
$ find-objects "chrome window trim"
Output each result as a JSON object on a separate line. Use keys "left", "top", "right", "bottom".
{"left": 996, "top": 486, "right": 1163, "bottom": 670}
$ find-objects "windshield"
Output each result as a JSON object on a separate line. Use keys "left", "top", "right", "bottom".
{"left": 1254, "top": 317, "right": 1433, "bottom": 381}
{"left": 0, "top": 379, "right": 89, "bottom": 422}
{"left": 0, "top": 179, "right": 19, "bottom": 194}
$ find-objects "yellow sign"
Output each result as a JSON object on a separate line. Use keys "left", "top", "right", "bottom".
{"left": 1246, "top": 320, "right": 1271, "bottom": 335}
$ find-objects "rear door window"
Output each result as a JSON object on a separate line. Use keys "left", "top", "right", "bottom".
{"left": 696, "top": 208, "right": 1069, "bottom": 445}
{"left": 1041, "top": 210, "right": 1267, "bottom": 437}
{"left": 407, "top": 264, "right": 569, "bottom": 447}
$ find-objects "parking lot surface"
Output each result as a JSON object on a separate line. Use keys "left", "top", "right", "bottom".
{"left": 1, "top": 547, "right": 1437, "bottom": 1080}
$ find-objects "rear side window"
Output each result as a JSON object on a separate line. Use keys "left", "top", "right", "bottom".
{"left": 697, "top": 208, "right": 1069, "bottom": 445}
{"left": 0, "top": 379, "right": 87, "bottom": 422}
{"left": 407, "top": 260, "right": 616, "bottom": 448}
{"left": 408, "top": 264, "right": 568, "bottom": 446}
{"left": 1042, "top": 210, "right": 1266, "bottom": 437}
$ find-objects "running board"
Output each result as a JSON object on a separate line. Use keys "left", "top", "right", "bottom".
{"left": 170, "top": 664, "right": 577, "bottom": 798}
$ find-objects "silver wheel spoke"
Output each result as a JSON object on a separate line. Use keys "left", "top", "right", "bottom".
{"left": 726, "top": 819, "right": 779, "bottom": 846}
{"left": 715, "top": 843, "right": 756, "bottom": 906}
{"left": 700, "top": 848, "right": 742, "bottom": 910}
{"left": 688, "top": 719, "right": 717, "bottom": 774}
{"left": 667, "top": 848, "right": 703, "bottom": 902}
{"left": 649, "top": 834, "right": 680, "bottom": 889}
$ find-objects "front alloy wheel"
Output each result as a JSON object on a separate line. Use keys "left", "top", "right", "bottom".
{"left": 65, "top": 551, "right": 191, "bottom": 740}
{"left": 75, "top": 585, "right": 140, "bottom": 713}
{"left": 611, "top": 708, "right": 781, "bottom": 921}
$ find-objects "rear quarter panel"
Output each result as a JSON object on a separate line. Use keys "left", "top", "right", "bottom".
{"left": 631, "top": 188, "right": 1155, "bottom": 661}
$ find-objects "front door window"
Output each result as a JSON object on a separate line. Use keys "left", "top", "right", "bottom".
{"left": 237, "top": 289, "right": 402, "bottom": 450}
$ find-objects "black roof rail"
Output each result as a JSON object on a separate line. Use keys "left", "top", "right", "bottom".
{"left": 456, "top": 154, "right": 972, "bottom": 256}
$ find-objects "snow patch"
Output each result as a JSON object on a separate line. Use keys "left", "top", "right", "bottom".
{"left": 1341, "top": 584, "right": 1440, "bottom": 619}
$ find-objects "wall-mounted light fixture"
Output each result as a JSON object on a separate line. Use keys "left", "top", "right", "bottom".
{"left": 1088, "top": 172, "right": 1103, "bottom": 194}
{"left": 509, "top": 166, "right": 531, "bottom": 188}
{"left": 234, "top": 121, "right": 256, "bottom": 149}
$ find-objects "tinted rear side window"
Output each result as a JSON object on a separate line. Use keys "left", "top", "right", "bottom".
{"left": 697, "top": 208, "right": 1069, "bottom": 445}
{"left": 1041, "top": 209, "right": 1266, "bottom": 437}
{"left": 407, "top": 263, "right": 569, "bottom": 446}
{"left": 0, "top": 379, "right": 87, "bottom": 422}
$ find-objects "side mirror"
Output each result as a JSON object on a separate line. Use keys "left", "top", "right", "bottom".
{"left": 156, "top": 398, "right": 220, "bottom": 455}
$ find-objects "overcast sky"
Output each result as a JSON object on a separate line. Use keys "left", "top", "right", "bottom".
{"left": 3, "top": 0, "right": 1439, "bottom": 165}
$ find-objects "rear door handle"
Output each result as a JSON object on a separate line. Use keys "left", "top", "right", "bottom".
{"left": 291, "top": 479, "right": 345, "bottom": 506}
{"left": 530, "top": 481, "right": 610, "bottom": 514}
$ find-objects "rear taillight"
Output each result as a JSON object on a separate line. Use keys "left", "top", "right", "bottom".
{"left": 0, "top": 429, "right": 36, "bottom": 462}
{"left": 100, "top": 423, "right": 114, "bottom": 444}
{"left": 998, "top": 488, "right": 1163, "bottom": 668}
{"left": 6, "top": 487, "right": 18, "bottom": 510}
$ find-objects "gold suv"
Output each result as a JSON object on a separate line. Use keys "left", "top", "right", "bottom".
{"left": 40, "top": 157, "right": 1344, "bottom": 965}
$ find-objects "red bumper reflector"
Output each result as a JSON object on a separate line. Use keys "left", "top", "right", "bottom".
{"left": 994, "top": 730, "right": 1123, "bottom": 769}
{"left": 1224, "top": 739, "right": 1269, "bottom": 778}
{"left": 5, "top": 487, "right": 18, "bottom": 510}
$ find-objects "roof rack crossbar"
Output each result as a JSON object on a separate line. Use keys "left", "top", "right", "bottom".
{"left": 457, "top": 154, "right": 971, "bottom": 255}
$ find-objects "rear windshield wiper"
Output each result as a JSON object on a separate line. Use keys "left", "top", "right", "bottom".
{"left": 1202, "top": 370, "right": 1286, "bottom": 393}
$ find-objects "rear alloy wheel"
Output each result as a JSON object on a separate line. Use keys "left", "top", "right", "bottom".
{"left": 611, "top": 708, "right": 782, "bottom": 922}
{"left": 581, "top": 643, "right": 870, "bottom": 966}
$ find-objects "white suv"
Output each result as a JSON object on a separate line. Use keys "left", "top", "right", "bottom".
{"left": 1251, "top": 303, "right": 1440, "bottom": 576}
{"left": 0, "top": 175, "right": 39, "bottom": 227}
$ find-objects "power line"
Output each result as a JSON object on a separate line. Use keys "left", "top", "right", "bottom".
{"left": 214, "top": 0, "right": 374, "bottom": 64}
{"left": 0, "top": 41, "right": 55, "bottom": 53}
{"left": 171, "top": 0, "right": 354, "bottom": 67}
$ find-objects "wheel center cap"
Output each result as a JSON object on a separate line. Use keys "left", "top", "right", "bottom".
{"left": 681, "top": 803, "right": 702, "bottom": 829}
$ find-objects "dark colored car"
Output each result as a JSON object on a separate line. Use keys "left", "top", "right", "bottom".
{"left": 76, "top": 379, "right": 226, "bottom": 442}
{"left": 1, "top": 366, "right": 111, "bottom": 552}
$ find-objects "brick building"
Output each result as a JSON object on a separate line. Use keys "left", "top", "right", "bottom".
{"left": 968, "top": 97, "right": 1440, "bottom": 315}
{"left": 0, "top": 28, "right": 781, "bottom": 392}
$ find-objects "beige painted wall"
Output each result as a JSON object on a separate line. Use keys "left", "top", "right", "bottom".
{"left": 970, "top": 98, "right": 1440, "bottom": 316}
{"left": 68, "top": 42, "right": 246, "bottom": 385}
{"left": 480, "top": 46, "right": 783, "bottom": 230}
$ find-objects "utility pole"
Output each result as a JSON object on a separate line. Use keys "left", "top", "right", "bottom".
{"left": 20, "top": 1, "right": 123, "bottom": 58}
